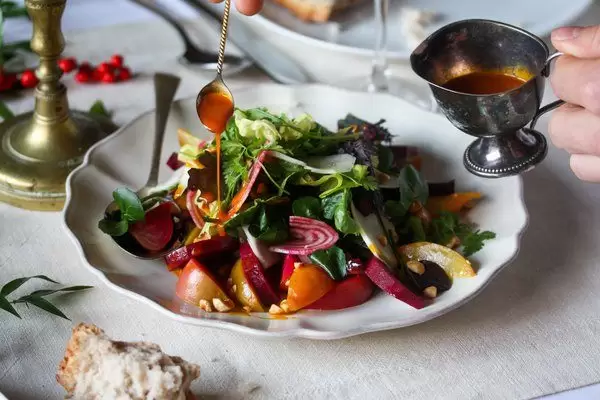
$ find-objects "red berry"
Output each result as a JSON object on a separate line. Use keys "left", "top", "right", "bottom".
{"left": 110, "top": 54, "right": 124, "bottom": 67}
{"left": 118, "top": 67, "right": 132, "bottom": 81}
{"left": 20, "top": 69, "right": 38, "bottom": 89}
{"left": 75, "top": 71, "right": 91, "bottom": 83}
{"left": 58, "top": 57, "right": 77, "bottom": 73}
{"left": 92, "top": 69, "right": 103, "bottom": 82}
{"left": 0, "top": 72, "right": 17, "bottom": 91}
{"left": 97, "top": 62, "right": 113, "bottom": 74}
{"left": 79, "top": 62, "right": 92, "bottom": 72}
{"left": 101, "top": 71, "right": 116, "bottom": 83}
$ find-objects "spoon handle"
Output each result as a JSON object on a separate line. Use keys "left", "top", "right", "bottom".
{"left": 147, "top": 73, "right": 181, "bottom": 188}
{"left": 216, "top": 0, "right": 232, "bottom": 75}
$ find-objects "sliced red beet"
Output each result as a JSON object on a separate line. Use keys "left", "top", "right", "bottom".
{"left": 240, "top": 242, "right": 280, "bottom": 306}
{"left": 186, "top": 190, "right": 205, "bottom": 229}
{"left": 269, "top": 216, "right": 339, "bottom": 255}
{"left": 364, "top": 257, "right": 425, "bottom": 310}
{"left": 164, "top": 235, "right": 239, "bottom": 271}
{"left": 227, "top": 151, "right": 268, "bottom": 218}
{"left": 280, "top": 254, "right": 298, "bottom": 290}
{"left": 129, "top": 202, "right": 174, "bottom": 251}
{"left": 306, "top": 274, "right": 374, "bottom": 311}
{"left": 166, "top": 152, "right": 184, "bottom": 170}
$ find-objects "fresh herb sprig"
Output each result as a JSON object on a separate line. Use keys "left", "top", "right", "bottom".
{"left": 89, "top": 100, "right": 111, "bottom": 118}
{"left": 0, "top": 275, "right": 92, "bottom": 320}
{"left": 98, "top": 187, "right": 145, "bottom": 236}
{"left": 429, "top": 212, "right": 496, "bottom": 257}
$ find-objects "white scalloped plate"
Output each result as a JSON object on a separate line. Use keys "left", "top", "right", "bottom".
{"left": 63, "top": 84, "right": 527, "bottom": 340}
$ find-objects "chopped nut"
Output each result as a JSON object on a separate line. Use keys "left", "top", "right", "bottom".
{"left": 407, "top": 260, "right": 425, "bottom": 275}
{"left": 212, "top": 298, "right": 234, "bottom": 312}
{"left": 242, "top": 306, "right": 252, "bottom": 313}
{"left": 293, "top": 262, "right": 302, "bottom": 269}
{"left": 280, "top": 300, "right": 290, "bottom": 313}
{"left": 231, "top": 285, "right": 237, "bottom": 293}
{"left": 423, "top": 286, "right": 437, "bottom": 298}
{"left": 269, "top": 304, "right": 284, "bottom": 315}
{"left": 199, "top": 299, "right": 213, "bottom": 312}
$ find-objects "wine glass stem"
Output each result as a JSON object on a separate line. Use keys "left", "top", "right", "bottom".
{"left": 369, "top": 0, "right": 389, "bottom": 92}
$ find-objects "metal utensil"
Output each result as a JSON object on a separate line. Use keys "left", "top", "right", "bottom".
{"left": 104, "top": 72, "right": 181, "bottom": 260}
{"left": 129, "top": 0, "right": 252, "bottom": 74}
{"left": 182, "top": 0, "right": 315, "bottom": 84}
{"left": 410, "top": 19, "right": 563, "bottom": 178}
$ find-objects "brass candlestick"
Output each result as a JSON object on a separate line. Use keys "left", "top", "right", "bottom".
{"left": 0, "top": 0, "right": 116, "bottom": 211}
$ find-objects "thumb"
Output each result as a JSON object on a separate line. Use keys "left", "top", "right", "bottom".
{"left": 551, "top": 25, "right": 600, "bottom": 58}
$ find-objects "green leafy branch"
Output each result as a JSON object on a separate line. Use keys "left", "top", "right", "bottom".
{"left": 0, "top": 275, "right": 92, "bottom": 320}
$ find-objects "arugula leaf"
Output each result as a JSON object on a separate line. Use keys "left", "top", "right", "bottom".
{"left": 292, "top": 196, "right": 322, "bottom": 219}
{"left": 309, "top": 246, "right": 348, "bottom": 281}
{"left": 0, "top": 275, "right": 58, "bottom": 297}
{"left": 113, "top": 188, "right": 144, "bottom": 222}
{"left": 89, "top": 100, "right": 110, "bottom": 118}
{"left": 321, "top": 190, "right": 360, "bottom": 235}
{"left": 428, "top": 211, "right": 496, "bottom": 257}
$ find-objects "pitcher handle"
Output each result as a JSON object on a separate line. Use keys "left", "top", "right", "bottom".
{"left": 530, "top": 52, "right": 565, "bottom": 131}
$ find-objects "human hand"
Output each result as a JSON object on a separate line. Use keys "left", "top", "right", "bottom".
{"left": 549, "top": 25, "right": 600, "bottom": 182}
{"left": 209, "top": 0, "right": 264, "bottom": 16}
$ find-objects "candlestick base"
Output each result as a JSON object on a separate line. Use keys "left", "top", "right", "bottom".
{"left": 0, "top": 110, "right": 116, "bottom": 211}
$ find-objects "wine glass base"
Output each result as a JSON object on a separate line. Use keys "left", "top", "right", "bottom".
{"left": 333, "top": 75, "right": 438, "bottom": 113}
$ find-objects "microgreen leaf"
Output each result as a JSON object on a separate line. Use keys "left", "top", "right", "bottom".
{"left": 0, "top": 275, "right": 58, "bottom": 297}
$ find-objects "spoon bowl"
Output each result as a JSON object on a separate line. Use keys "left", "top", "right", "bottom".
{"left": 103, "top": 72, "right": 181, "bottom": 260}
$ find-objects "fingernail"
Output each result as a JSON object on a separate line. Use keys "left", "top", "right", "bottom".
{"left": 552, "top": 26, "right": 581, "bottom": 41}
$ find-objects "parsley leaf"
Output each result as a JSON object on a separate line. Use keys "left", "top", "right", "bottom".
{"left": 428, "top": 211, "right": 496, "bottom": 257}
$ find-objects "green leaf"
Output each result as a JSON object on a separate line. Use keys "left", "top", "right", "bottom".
{"left": 292, "top": 196, "right": 322, "bottom": 219}
{"left": 98, "top": 218, "right": 129, "bottom": 236}
{"left": 113, "top": 187, "right": 145, "bottom": 222}
{"left": 2, "top": 40, "right": 30, "bottom": 52}
{"left": 0, "top": 100, "right": 14, "bottom": 121}
{"left": 460, "top": 230, "right": 496, "bottom": 257}
{"left": 296, "top": 165, "right": 377, "bottom": 198}
{"left": 309, "top": 246, "right": 347, "bottom": 281}
{"left": 248, "top": 204, "right": 289, "bottom": 243}
{"left": 0, "top": 296, "right": 20, "bottom": 318}
{"left": 89, "top": 100, "right": 110, "bottom": 118}
{"left": 24, "top": 297, "right": 69, "bottom": 320}
{"left": 0, "top": 275, "right": 58, "bottom": 297}
{"left": 398, "top": 164, "right": 429, "bottom": 210}
{"left": 321, "top": 190, "right": 360, "bottom": 235}
{"left": 22, "top": 285, "right": 93, "bottom": 299}
{"left": 408, "top": 216, "right": 426, "bottom": 242}
{"left": 377, "top": 146, "right": 395, "bottom": 174}
{"left": 427, "top": 211, "right": 496, "bottom": 257}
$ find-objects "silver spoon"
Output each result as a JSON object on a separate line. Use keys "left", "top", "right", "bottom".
{"left": 105, "top": 72, "right": 181, "bottom": 260}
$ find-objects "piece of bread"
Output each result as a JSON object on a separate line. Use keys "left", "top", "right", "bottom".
{"left": 271, "top": 0, "right": 367, "bottom": 22}
{"left": 57, "top": 323, "right": 200, "bottom": 400}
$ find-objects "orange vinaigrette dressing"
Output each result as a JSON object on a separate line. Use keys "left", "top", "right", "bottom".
{"left": 197, "top": 92, "right": 234, "bottom": 219}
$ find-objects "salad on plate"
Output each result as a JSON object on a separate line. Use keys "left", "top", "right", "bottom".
{"left": 99, "top": 108, "right": 495, "bottom": 315}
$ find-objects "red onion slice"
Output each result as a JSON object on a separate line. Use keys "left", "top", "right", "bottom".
{"left": 269, "top": 216, "right": 339, "bottom": 255}
{"left": 186, "top": 190, "right": 205, "bottom": 229}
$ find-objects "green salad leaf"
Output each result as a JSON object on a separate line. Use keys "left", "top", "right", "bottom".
{"left": 309, "top": 246, "right": 347, "bottom": 281}
{"left": 98, "top": 188, "right": 147, "bottom": 236}
{"left": 248, "top": 204, "right": 289, "bottom": 243}
{"left": 322, "top": 190, "right": 360, "bottom": 235}
{"left": 428, "top": 211, "right": 496, "bottom": 257}
{"left": 295, "top": 164, "right": 377, "bottom": 198}
{"left": 292, "top": 196, "right": 322, "bottom": 219}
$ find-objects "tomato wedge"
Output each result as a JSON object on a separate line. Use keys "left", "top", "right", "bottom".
{"left": 164, "top": 235, "right": 239, "bottom": 271}
{"left": 175, "top": 259, "right": 233, "bottom": 310}
{"left": 286, "top": 264, "right": 335, "bottom": 312}
{"left": 129, "top": 202, "right": 174, "bottom": 251}
{"left": 306, "top": 274, "right": 374, "bottom": 311}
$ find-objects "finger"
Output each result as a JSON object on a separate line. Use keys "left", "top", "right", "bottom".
{"left": 550, "top": 56, "right": 600, "bottom": 115}
{"left": 570, "top": 154, "right": 600, "bottom": 182}
{"left": 548, "top": 103, "right": 600, "bottom": 155}
{"left": 551, "top": 25, "right": 600, "bottom": 59}
{"left": 234, "top": 0, "right": 263, "bottom": 15}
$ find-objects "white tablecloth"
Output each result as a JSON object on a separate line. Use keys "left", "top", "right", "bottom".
{"left": 2, "top": 2, "right": 600, "bottom": 399}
